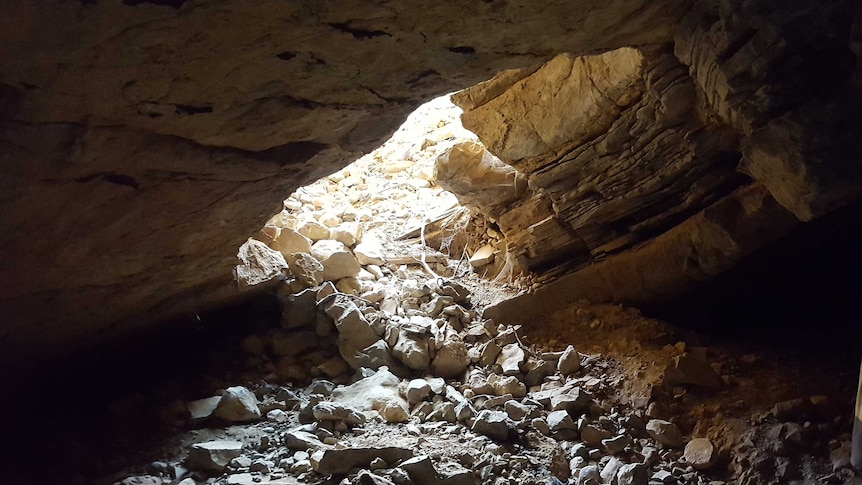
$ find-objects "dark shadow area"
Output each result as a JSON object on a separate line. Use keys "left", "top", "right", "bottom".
{"left": 649, "top": 196, "right": 862, "bottom": 362}
{"left": 0, "top": 291, "right": 282, "bottom": 482}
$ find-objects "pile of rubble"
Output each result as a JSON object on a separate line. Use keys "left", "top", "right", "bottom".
{"left": 116, "top": 257, "right": 733, "bottom": 485}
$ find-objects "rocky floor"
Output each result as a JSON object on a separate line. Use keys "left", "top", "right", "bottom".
{"left": 7, "top": 96, "right": 860, "bottom": 485}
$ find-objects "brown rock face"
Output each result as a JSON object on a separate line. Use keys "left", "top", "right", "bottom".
{"left": 450, "top": 0, "right": 862, "bottom": 318}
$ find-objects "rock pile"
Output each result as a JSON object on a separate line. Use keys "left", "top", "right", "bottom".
{"left": 116, "top": 262, "right": 733, "bottom": 485}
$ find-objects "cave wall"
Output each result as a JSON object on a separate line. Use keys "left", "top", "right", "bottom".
{"left": 447, "top": 0, "right": 862, "bottom": 322}
{"left": 2, "top": 0, "right": 862, "bottom": 366}
{"left": 0, "top": 0, "right": 692, "bottom": 366}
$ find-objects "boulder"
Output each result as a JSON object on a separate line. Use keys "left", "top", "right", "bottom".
{"left": 213, "top": 386, "right": 261, "bottom": 423}
{"left": 234, "top": 238, "right": 288, "bottom": 287}
{"left": 431, "top": 333, "right": 471, "bottom": 377}
{"left": 558, "top": 345, "right": 581, "bottom": 374}
{"left": 298, "top": 221, "right": 330, "bottom": 241}
{"left": 684, "top": 438, "right": 717, "bottom": 470}
{"left": 354, "top": 239, "right": 386, "bottom": 265}
{"left": 311, "top": 240, "right": 361, "bottom": 281}
{"left": 286, "top": 252, "right": 324, "bottom": 287}
{"left": 270, "top": 228, "right": 313, "bottom": 258}
{"left": 646, "top": 419, "right": 685, "bottom": 448}
{"left": 471, "top": 410, "right": 510, "bottom": 441}
{"left": 187, "top": 440, "right": 244, "bottom": 471}
{"left": 311, "top": 447, "right": 413, "bottom": 475}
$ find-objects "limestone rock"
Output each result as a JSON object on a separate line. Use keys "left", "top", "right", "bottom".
{"left": 188, "top": 440, "right": 244, "bottom": 471}
{"left": 286, "top": 252, "right": 324, "bottom": 287}
{"left": 298, "top": 221, "right": 330, "bottom": 241}
{"left": 497, "top": 344, "right": 526, "bottom": 376}
{"left": 270, "top": 228, "right": 313, "bottom": 258}
{"left": 472, "top": 410, "right": 510, "bottom": 441}
{"left": 469, "top": 244, "right": 496, "bottom": 268}
{"left": 684, "top": 438, "right": 717, "bottom": 470}
{"left": 435, "top": 141, "right": 525, "bottom": 212}
{"left": 431, "top": 333, "right": 470, "bottom": 377}
{"left": 311, "top": 447, "right": 413, "bottom": 475}
{"left": 616, "top": 463, "right": 648, "bottom": 485}
{"left": 271, "top": 330, "right": 317, "bottom": 356}
{"left": 234, "top": 239, "right": 287, "bottom": 287}
{"left": 311, "top": 240, "right": 361, "bottom": 281}
{"left": 354, "top": 239, "right": 386, "bottom": 265}
{"left": 213, "top": 386, "right": 261, "bottom": 423}
{"left": 546, "top": 410, "right": 576, "bottom": 432}
{"left": 646, "top": 419, "right": 685, "bottom": 448}
{"left": 186, "top": 396, "right": 221, "bottom": 421}
{"left": 400, "top": 455, "right": 440, "bottom": 485}
{"left": 558, "top": 345, "right": 581, "bottom": 375}
{"left": 405, "top": 379, "right": 433, "bottom": 405}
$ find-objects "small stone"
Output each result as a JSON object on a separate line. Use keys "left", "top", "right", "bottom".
{"left": 267, "top": 409, "right": 288, "bottom": 423}
{"left": 504, "top": 400, "right": 531, "bottom": 421}
{"left": 432, "top": 334, "right": 471, "bottom": 377}
{"left": 600, "top": 457, "right": 624, "bottom": 484}
{"left": 213, "top": 387, "right": 261, "bottom": 423}
{"left": 580, "top": 425, "right": 612, "bottom": 446}
{"left": 469, "top": 244, "right": 495, "bottom": 267}
{"left": 186, "top": 396, "right": 222, "bottom": 421}
{"left": 547, "top": 410, "right": 577, "bottom": 431}
{"left": 271, "top": 329, "right": 318, "bottom": 356}
{"left": 234, "top": 238, "right": 288, "bottom": 287}
{"left": 406, "top": 379, "right": 433, "bottom": 405}
{"left": 311, "top": 239, "right": 361, "bottom": 281}
{"left": 312, "top": 401, "right": 365, "bottom": 425}
{"left": 488, "top": 374, "right": 526, "bottom": 398}
{"left": 249, "top": 459, "right": 273, "bottom": 474}
{"left": 354, "top": 239, "right": 386, "bottom": 265}
{"left": 369, "top": 457, "right": 388, "bottom": 470}
{"left": 684, "top": 438, "right": 716, "bottom": 470}
{"left": 298, "top": 221, "right": 330, "bottom": 241}
{"left": 399, "top": 455, "right": 440, "bottom": 485}
{"left": 270, "top": 228, "right": 313, "bottom": 258}
{"left": 577, "top": 464, "right": 600, "bottom": 485}
{"left": 497, "top": 344, "right": 526, "bottom": 376}
{"left": 472, "top": 410, "right": 509, "bottom": 441}
{"left": 286, "top": 251, "right": 324, "bottom": 287}
{"left": 646, "top": 419, "right": 685, "bottom": 448}
{"left": 616, "top": 463, "right": 648, "bottom": 485}
{"left": 285, "top": 430, "right": 324, "bottom": 450}
{"left": 532, "top": 417, "right": 550, "bottom": 435}
{"left": 558, "top": 345, "right": 581, "bottom": 375}
{"left": 188, "top": 440, "right": 244, "bottom": 471}
{"left": 602, "top": 434, "right": 632, "bottom": 455}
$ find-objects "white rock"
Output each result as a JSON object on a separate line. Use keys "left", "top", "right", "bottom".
{"left": 497, "top": 343, "right": 526, "bottom": 376}
{"left": 354, "top": 239, "right": 386, "bottom": 265}
{"left": 286, "top": 251, "right": 324, "bottom": 287}
{"left": 469, "top": 244, "right": 496, "bottom": 267}
{"left": 431, "top": 333, "right": 470, "bottom": 377}
{"left": 186, "top": 396, "right": 221, "bottom": 421}
{"left": 488, "top": 374, "right": 526, "bottom": 398}
{"left": 558, "top": 345, "right": 581, "bottom": 374}
{"left": 188, "top": 440, "right": 243, "bottom": 471}
{"left": 311, "top": 240, "right": 361, "bottom": 281}
{"left": 267, "top": 409, "right": 288, "bottom": 423}
{"left": 335, "top": 276, "right": 362, "bottom": 295}
{"left": 684, "top": 437, "right": 717, "bottom": 470}
{"left": 471, "top": 410, "right": 509, "bottom": 441}
{"left": 547, "top": 410, "right": 576, "bottom": 431}
{"left": 405, "top": 379, "right": 433, "bottom": 405}
{"left": 298, "top": 220, "right": 330, "bottom": 241}
{"left": 213, "top": 386, "right": 261, "bottom": 422}
{"left": 616, "top": 463, "right": 648, "bottom": 485}
{"left": 234, "top": 238, "right": 287, "bottom": 287}
{"left": 270, "top": 228, "right": 312, "bottom": 257}
{"left": 330, "top": 222, "right": 361, "bottom": 247}
{"left": 646, "top": 419, "right": 685, "bottom": 448}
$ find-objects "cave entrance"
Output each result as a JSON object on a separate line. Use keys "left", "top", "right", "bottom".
{"left": 238, "top": 93, "right": 528, "bottom": 307}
